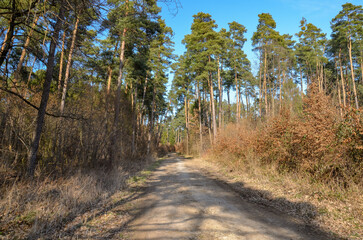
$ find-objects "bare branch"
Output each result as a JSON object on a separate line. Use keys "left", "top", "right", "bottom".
{"left": 0, "top": 87, "right": 87, "bottom": 120}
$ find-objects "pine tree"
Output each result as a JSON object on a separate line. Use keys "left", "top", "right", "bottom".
{"left": 226, "top": 21, "right": 249, "bottom": 121}
{"left": 183, "top": 12, "right": 219, "bottom": 142}
{"left": 296, "top": 18, "right": 327, "bottom": 93}
{"left": 28, "top": 1, "right": 65, "bottom": 176}
{"left": 331, "top": 3, "right": 363, "bottom": 108}
{"left": 147, "top": 18, "right": 174, "bottom": 154}
{"left": 252, "top": 13, "right": 278, "bottom": 116}
{"left": 171, "top": 54, "right": 193, "bottom": 154}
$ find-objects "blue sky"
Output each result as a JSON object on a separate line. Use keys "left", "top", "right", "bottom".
{"left": 159, "top": 0, "right": 362, "bottom": 88}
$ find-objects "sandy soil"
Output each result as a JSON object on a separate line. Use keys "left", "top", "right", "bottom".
{"left": 123, "top": 154, "right": 332, "bottom": 240}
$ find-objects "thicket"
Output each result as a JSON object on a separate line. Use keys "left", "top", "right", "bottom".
{"left": 212, "top": 84, "right": 363, "bottom": 186}
{"left": 0, "top": 77, "right": 161, "bottom": 238}
{"left": 0, "top": 89, "right": 145, "bottom": 176}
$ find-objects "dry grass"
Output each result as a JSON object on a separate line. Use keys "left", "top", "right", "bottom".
{"left": 0, "top": 157, "right": 155, "bottom": 239}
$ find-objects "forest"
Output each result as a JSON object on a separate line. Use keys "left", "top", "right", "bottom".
{"left": 0, "top": 0, "right": 362, "bottom": 238}
{"left": 0, "top": 0, "right": 177, "bottom": 176}
{"left": 166, "top": 3, "right": 363, "bottom": 186}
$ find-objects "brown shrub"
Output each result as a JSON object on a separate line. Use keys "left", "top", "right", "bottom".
{"left": 212, "top": 84, "right": 363, "bottom": 186}
{"left": 214, "top": 120, "right": 256, "bottom": 158}
{"left": 336, "top": 107, "right": 363, "bottom": 184}
{"left": 258, "top": 85, "right": 339, "bottom": 178}
{"left": 211, "top": 120, "right": 258, "bottom": 171}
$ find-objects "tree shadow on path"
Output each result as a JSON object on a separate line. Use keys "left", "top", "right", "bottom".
{"left": 58, "top": 154, "right": 340, "bottom": 240}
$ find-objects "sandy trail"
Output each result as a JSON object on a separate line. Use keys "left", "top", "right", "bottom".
{"left": 125, "top": 154, "right": 329, "bottom": 240}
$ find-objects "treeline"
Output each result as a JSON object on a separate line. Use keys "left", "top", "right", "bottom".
{"left": 167, "top": 3, "right": 363, "bottom": 156}
{"left": 0, "top": 0, "right": 176, "bottom": 177}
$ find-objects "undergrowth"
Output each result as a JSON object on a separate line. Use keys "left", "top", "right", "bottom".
{"left": 0, "top": 156, "right": 157, "bottom": 239}
{"left": 213, "top": 85, "right": 363, "bottom": 186}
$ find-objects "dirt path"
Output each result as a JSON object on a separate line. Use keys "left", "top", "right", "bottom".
{"left": 124, "top": 154, "right": 331, "bottom": 240}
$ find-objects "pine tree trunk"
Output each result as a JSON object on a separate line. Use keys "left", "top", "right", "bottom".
{"left": 114, "top": 27, "right": 127, "bottom": 121}
{"left": 106, "top": 66, "right": 113, "bottom": 94}
{"left": 348, "top": 37, "right": 359, "bottom": 109}
{"left": 111, "top": 20, "right": 128, "bottom": 163}
{"left": 141, "top": 76, "right": 148, "bottom": 112}
{"left": 0, "top": 105, "right": 9, "bottom": 144}
{"left": 207, "top": 55, "right": 217, "bottom": 142}
{"left": 300, "top": 68, "right": 303, "bottom": 99}
{"left": 106, "top": 42, "right": 119, "bottom": 95}
{"left": 339, "top": 50, "right": 347, "bottom": 109}
{"left": 271, "top": 82, "right": 275, "bottom": 116}
{"left": 140, "top": 75, "right": 148, "bottom": 127}
{"left": 278, "top": 61, "right": 282, "bottom": 111}
{"left": 338, "top": 85, "right": 343, "bottom": 117}
{"left": 56, "top": 17, "right": 68, "bottom": 172}
{"left": 197, "top": 81, "right": 202, "bottom": 153}
{"left": 0, "top": 1, "right": 16, "bottom": 68}
{"left": 147, "top": 86, "right": 156, "bottom": 155}
{"left": 184, "top": 95, "right": 189, "bottom": 155}
{"left": 14, "top": 15, "right": 39, "bottom": 84}
{"left": 264, "top": 49, "right": 268, "bottom": 116}
{"left": 60, "top": 16, "right": 79, "bottom": 114}
{"left": 282, "top": 70, "right": 287, "bottom": 110}
{"left": 227, "top": 88, "right": 230, "bottom": 123}
{"left": 235, "top": 69, "right": 239, "bottom": 123}
{"left": 28, "top": 4, "right": 65, "bottom": 177}
{"left": 345, "top": 65, "right": 352, "bottom": 101}
{"left": 58, "top": 31, "right": 66, "bottom": 92}
{"left": 245, "top": 92, "right": 249, "bottom": 115}
{"left": 316, "top": 60, "right": 321, "bottom": 92}
{"left": 258, "top": 54, "right": 262, "bottom": 116}
{"left": 239, "top": 88, "right": 244, "bottom": 118}
{"left": 321, "top": 64, "right": 325, "bottom": 91}
{"left": 133, "top": 85, "right": 138, "bottom": 156}
{"left": 0, "top": 28, "right": 9, "bottom": 52}
{"left": 210, "top": 72, "right": 217, "bottom": 142}
{"left": 360, "top": 61, "right": 363, "bottom": 85}
{"left": 323, "top": 65, "right": 326, "bottom": 91}
{"left": 217, "top": 57, "right": 222, "bottom": 129}
{"left": 337, "top": 64, "right": 343, "bottom": 118}
{"left": 204, "top": 91, "right": 212, "bottom": 146}
{"left": 360, "top": 55, "right": 363, "bottom": 85}
{"left": 306, "top": 60, "right": 311, "bottom": 87}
